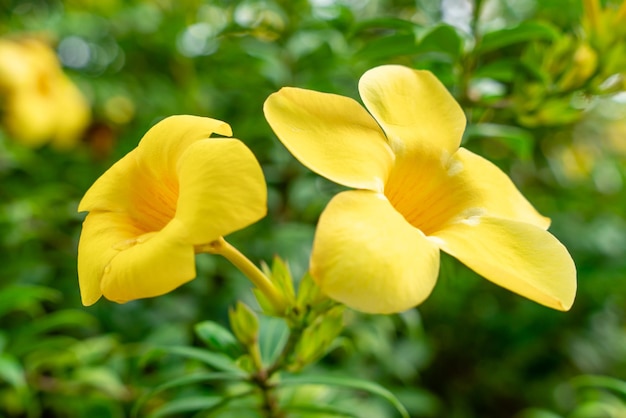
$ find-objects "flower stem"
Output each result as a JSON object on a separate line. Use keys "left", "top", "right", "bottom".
{"left": 199, "top": 237, "right": 287, "bottom": 314}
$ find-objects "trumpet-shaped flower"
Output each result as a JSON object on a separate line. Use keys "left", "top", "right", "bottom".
{"left": 0, "top": 37, "right": 90, "bottom": 149}
{"left": 264, "top": 65, "right": 576, "bottom": 314}
{"left": 77, "top": 115, "right": 267, "bottom": 305}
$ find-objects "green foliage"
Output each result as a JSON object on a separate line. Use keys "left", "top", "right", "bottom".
{"left": 1, "top": 0, "right": 626, "bottom": 416}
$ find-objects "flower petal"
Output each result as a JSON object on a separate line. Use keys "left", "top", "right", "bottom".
{"left": 311, "top": 190, "right": 440, "bottom": 314}
{"left": 175, "top": 138, "right": 267, "bottom": 244}
{"left": 449, "top": 148, "right": 551, "bottom": 229}
{"left": 433, "top": 216, "right": 576, "bottom": 310}
{"left": 78, "top": 115, "right": 233, "bottom": 232}
{"left": 264, "top": 87, "right": 394, "bottom": 192}
{"left": 359, "top": 65, "right": 466, "bottom": 160}
{"left": 99, "top": 218, "right": 196, "bottom": 304}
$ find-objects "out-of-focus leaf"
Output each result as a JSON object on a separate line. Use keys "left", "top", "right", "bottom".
{"left": 570, "top": 375, "right": 626, "bottom": 399}
{"left": 279, "top": 375, "right": 409, "bottom": 418}
{"left": 146, "top": 396, "right": 223, "bottom": 418}
{"left": 477, "top": 21, "right": 560, "bottom": 53}
{"left": 474, "top": 59, "right": 518, "bottom": 82}
{"left": 258, "top": 316, "right": 288, "bottom": 365}
{"left": 283, "top": 403, "right": 358, "bottom": 417}
{"left": 132, "top": 372, "right": 246, "bottom": 418}
{"left": 355, "top": 33, "right": 417, "bottom": 61}
{"left": 73, "top": 367, "right": 128, "bottom": 398}
{"left": 0, "top": 353, "right": 26, "bottom": 389}
{"left": 194, "top": 320, "right": 242, "bottom": 358}
{"left": 416, "top": 25, "right": 463, "bottom": 60}
{"left": 464, "top": 123, "right": 534, "bottom": 159}
{"left": 516, "top": 409, "right": 564, "bottom": 418}
{"left": 352, "top": 17, "right": 418, "bottom": 34}
{"left": 0, "top": 285, "right": 60, "bottom": 318}
{"left": 157, "top": 346, "right": 245, "bottom": 375}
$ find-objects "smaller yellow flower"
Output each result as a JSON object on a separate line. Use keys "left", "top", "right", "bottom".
{"left": 0, "top": 37, "right": 90, "bottom": 149}
{"left": 264, "top": 65, "right": 577, "bottom": 314}
{"left": 77, "top": 115, "right": 267, "bottom": 305}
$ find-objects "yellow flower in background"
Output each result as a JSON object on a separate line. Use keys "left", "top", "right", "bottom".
{"left": 264, "top": 65, "right": 576, "bottom": 314}
{"left": 77, "top": 115, "right": 267, "bottom": 305}
{"left": 0, "top": 37, "right": 90, "bottom": 149}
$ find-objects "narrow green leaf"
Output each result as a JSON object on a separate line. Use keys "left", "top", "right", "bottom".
{"left": 355, "top": 33, "right": 417, "bottom": 61}
{"left": 278, "top": 375, "right": 409, "bottom": 418}
{"left": 463, "top": 123, "right": 534, "bottom": 159}
{"left": 0, "top": 354, "right": 26, "bottom": 389}
{"left": 194, "top": 321, "right": 242, "bottom": 358}
{"left": 570, "top": 375, "right": 626, "bottom": 399}
{"left": 416, "top": 24, "right": 463, "bottom": 59}
{"left": 146, "top": 396, "right": 222, "bottom": 418}
{"left": 352, "top": 17, "right": 418, "bottom": 34}
{"left": 258, "top": 316, "right": 288, "bottom": 365}
{"left": 158, "top": 346, "right": 246, "bottom": 376}
{"left": 0, "top": 285, "right": 60, "bottom": 318}
{"left": 477, "top": 21, "right": 559, "bottom": 53}
{"left": 132, "top": 372, "right": 246, "bottom": 418}
{"left": 283, "top": 403, "right": 359, "bottom": 417}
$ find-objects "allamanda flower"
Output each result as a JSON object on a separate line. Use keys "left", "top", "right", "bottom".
{"left": 78, "top": 116, "right": 267, "bottom": 306}
{"left": 264, "top": 65, "right": 576, "bottom": 314}
{"left": 0, "top": 37, "right": 90, "bottom": 149}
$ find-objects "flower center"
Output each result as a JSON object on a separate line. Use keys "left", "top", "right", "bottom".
{"left": 384, "top": 155, "right": 468, "bottom": 236}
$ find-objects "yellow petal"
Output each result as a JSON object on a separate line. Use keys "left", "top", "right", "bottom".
{"left": 450, "top": 148, "right": 551, "bottom": 229}
{"left": 78, "top": 212, "right": 195, "bottom": 305}
{"left": 77, "top": 211, "right": 145, "bottom": 305}
{"left": 359, "top": 65, "right": 466, "bottom": 160}
{"left": 310, "top": 190, "right": 440, "bottom": 314}
{"left": 175, "top": 138, "right": 267, "bottom": 244}
{"left": 433, "top": 216, "right": 576, "bottom": 310}
{"left": 79, "top": 115, "right": 233, "bottom": 232}
{"left": 264, "top": 87, "right": 394, "bottom": 192}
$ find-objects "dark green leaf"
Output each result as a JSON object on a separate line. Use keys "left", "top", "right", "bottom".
{"left": 0, "top": 285, "right": 60, "bottom": 318}
{"left": 416, "top": 25, "right": 463, "bottom": 60}
{"left": 477, "top": 21, "right": 559, "bottom": 53}
{"left": 464, "top": 123, "right": 534, "bottom": 159}
{"left": 158, "top": 346, "right": 246, "bottom": 375}
{"left": 132, "top": 372, "right": 246, "bottom": 418}
{"left": 278, "top": 375, "right": 409, "bottom": 418}
{"left": 146, "top": 396, "right": 222, "bottom": 418}
{"left": 194, "top": 321, "right": 242, "bottom": 358}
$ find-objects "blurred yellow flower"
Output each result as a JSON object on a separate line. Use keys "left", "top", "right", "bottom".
{"left": 0, "top": 37, "right": 90, "bottom": 149}
{"left": 264, "top": 65, "right": 576, "bottom": 314}
{"left": 77, "top": 116, "right": 267, "bottom": 305}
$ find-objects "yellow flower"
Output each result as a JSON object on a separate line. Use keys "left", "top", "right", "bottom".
{"left": 0, "top": 37, "right": 90, "bottom": 149}
{"left": 77, "top": 115, "right": 267, "bottom": 305}
{"left": 264, "top": 65, "right": 576, "bottom": 314}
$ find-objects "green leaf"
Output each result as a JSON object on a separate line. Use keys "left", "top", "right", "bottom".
{"left": 355, "top": 33, "right": 417, "bottom": 61}
{"left": 194, "top": 321, "right": 242, "bottom": 358}
{"left": 279, "top": 375, "right": 409, "bottom": 418}
{"left": 132, "top": 372, "right": 246, "bottom": 418}
{"left": 570, "top": 375, "right": 626, "bottom": 399}
{"left": 416, "top": 24, "right": 463, "bottom": 60}
{"left": 146, "top": 396, "right": 223, "bottom": 418}
{"left": 283, "top": 403, "right": 359, "bottom": 417}
{"left": 463, "top": 123, "right": 534, "bottom": 160}
{"left": 158, "top": 346, "right": 246, "bottom": 376}
{"left": 258, "top": 316, "right": 288, "bottom": 366}
{"left": 352, "top": 17, "right": 418, "bottom": 34}
{"left": 477, "top": 21, "right": 559, "bottom": 53}
{"left": 0, "top": 353, "right": 26, "bottom": 389}
{"left": 0, "top": 284, "right": 60, "bottom": 318}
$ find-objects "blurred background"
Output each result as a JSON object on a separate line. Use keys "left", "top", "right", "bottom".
{"left": 1, "top": 0, "right": 625, "bottom": 417}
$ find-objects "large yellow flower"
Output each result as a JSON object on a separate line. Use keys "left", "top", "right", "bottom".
{"left": 0, "top": 37, "right": 90, "bottom": 149}
{"left": 264, "top": 65, "right": 576, "bottom": 314}
{"left": 77, "top": 115, "right": 267, "bottom": 306}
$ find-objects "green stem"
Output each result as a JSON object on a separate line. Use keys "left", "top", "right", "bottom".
{"left": 198, "top": 237, "right": 287, "bottom": 314}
